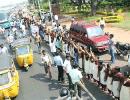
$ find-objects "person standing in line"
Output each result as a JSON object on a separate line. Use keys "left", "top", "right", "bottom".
{"left": 99, "top": 17, "right": 105, "bottom": 30}
{"left": 108, "top": 34, "right": 116, "bottom": 64}
{"left": 105, "top": 64, "right": 113, "bottom": 95}
{"left": 63, "top": 55, "right": 72, "bottom": 89}
{"left": 100, "top": 64, "right": 107, "bottom": 92}
{"left": 120, "top": 71, "right": 130, "bottom": 100}
{"left": 54, "top": 52, "right": 64, "bottom": 83}
{"left": 35, "top": 32, "right": 42, "bottom": 53}
{"left": 78, "top": 46, "right": 85, "bottom": 71}
{"left": 112, "top": 68, "right": 123, "bottom": 100}
{"left": 41, "top": 50, "right": 52, "bottom": 79}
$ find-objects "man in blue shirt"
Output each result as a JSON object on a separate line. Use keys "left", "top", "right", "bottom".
{"left": 54, "top": 52, "right": 64, "bottom": 83}
{"left": 108, "top": 34, "right": 116, "bottom": 64}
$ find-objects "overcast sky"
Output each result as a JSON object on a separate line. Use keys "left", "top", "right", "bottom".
{"left": 0, "top": 0, "right": 28, "bottom": 7}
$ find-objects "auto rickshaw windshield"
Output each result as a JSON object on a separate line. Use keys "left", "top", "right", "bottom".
{"left": 16, "top": 45, "right": 30, "bottom": 55}
{"left": 0, "top": 72, "right": 11, "bottom": 86}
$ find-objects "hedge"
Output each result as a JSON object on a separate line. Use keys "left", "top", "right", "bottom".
{"left": 97, "top": 15, "right": 123, "bottom": 23}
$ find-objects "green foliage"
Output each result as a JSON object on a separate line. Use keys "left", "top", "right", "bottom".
{"left": 96, "top": 11, "right": 118, "bottom": 16}
{"left": 84, "top": 16, "right": 101, "bottom": 23}
{"left": 104, "top": 16, "right": 123, "bottom": 23}
{"left": 41, "top": 2, "right": 49, "bottom": 10}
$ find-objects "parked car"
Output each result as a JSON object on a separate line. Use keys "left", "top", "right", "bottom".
{"left": 69, "top": 21, "right": 109, "bottom": 52}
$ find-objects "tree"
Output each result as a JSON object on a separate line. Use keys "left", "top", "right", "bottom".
{"left": 70, "top": 0, "right": 98, "bottom": 15}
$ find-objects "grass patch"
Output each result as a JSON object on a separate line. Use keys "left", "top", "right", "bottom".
{"left": 84, "top": 16, "right": 101, "bottom": 22}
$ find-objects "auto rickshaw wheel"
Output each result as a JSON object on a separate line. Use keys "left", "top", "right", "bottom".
{"left": 4, "top": 97, "right": 11, "bottom": 100}
{"left": 29, "top": 64, "right": 32, "bottom": 67}
{"left": 25, "top": 66, "right": 29, "bottom": 71}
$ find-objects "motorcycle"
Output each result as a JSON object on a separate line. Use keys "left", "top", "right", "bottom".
{"left": 115, "top": 42, "right": 130, "bottom": 60}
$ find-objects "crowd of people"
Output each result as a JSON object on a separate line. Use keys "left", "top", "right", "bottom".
{"left": 1, "top": 9, "right": 130, "bottom": 100}
{"left": 36, "top": 18, "right": 130, "bottom": 100}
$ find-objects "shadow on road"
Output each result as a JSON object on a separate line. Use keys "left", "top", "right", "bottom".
{"left": 30, "top": 73, "right": 62, "bottom": 89}
{"left": 30, "top": 73, "right": 51, "bottom": 83}
{"left": 48, "top": 79, "right": 62, "bottom": 91}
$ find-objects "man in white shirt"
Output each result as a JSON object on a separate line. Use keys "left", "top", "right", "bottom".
{"left": 12, "top": 26, "right": 17, "bottom": 33}
{"left": 41, "top": 50, "right": 52, "bottom": 79}
{"left": 63, "top": 55, "right": 72, "bottom": 88}
{"left": 1, "top": 44, "right": 8, "bottom": 54}
{"left": 21, "top": 23, "right": 26, "bottom": 36}
{"left": 49, "top": 35, "right": 56, "bottom": 56}
{"left": 99, "top": 17, "right": 105, "bottom": 30}
{"left": 7, "top": 34, "right": 14, "bottom": 49}
{"left": 54, "top": 15, "right": 58, "bottom": 25}
{"left": 0, "top": 26, "right": 5, "bottom": 34}
{"left": 69, "top": 64, "right": 87, "bottom": 99}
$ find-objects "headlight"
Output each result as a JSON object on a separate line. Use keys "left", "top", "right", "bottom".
{"left": 96, "top": 41, "right": 109, "bottom": 46}
{"left": 96, "top": 42, "right": 103, "bottom": 46}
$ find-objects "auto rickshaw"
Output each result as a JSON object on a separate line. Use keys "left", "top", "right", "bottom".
{"left": 11, "top": 38, "right": 33, "bottom": 71}
{"left": 0, "top": 54, "right": 19, "bottom": 100}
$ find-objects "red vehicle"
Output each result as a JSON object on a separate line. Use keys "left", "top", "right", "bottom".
{"left": 69, "top": 21, "right": 109, "bottom": 52}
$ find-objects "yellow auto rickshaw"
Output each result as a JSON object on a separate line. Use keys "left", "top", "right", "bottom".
{"left": 0, "top": 54, "right": 19, "bottom": 100}
{"left": 11, "top": 38, "right": 33, "bottom": 71}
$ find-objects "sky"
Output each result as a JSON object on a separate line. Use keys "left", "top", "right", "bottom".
{"left": 0, "top": 0, "right": 28, "bottom": 7}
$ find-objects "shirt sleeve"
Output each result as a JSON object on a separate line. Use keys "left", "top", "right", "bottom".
{"left": 60, "top": 57, "right": 63, "bottom": 66}
{"left": 78, "top": 71, "right": 83, "bottom": 79}
{"left": 63, "top": 60, "right": 67, "bottom": 70}
{"left": 49, "top": 35, "right": 51, "bottom": 44}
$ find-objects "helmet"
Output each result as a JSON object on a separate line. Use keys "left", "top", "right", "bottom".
{"left": 59, "top": 88, "right": 69, "bottom": 97}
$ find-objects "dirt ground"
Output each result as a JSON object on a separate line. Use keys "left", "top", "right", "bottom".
{"left": 104, "top": 25, "right": 130, "bottom": 43}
